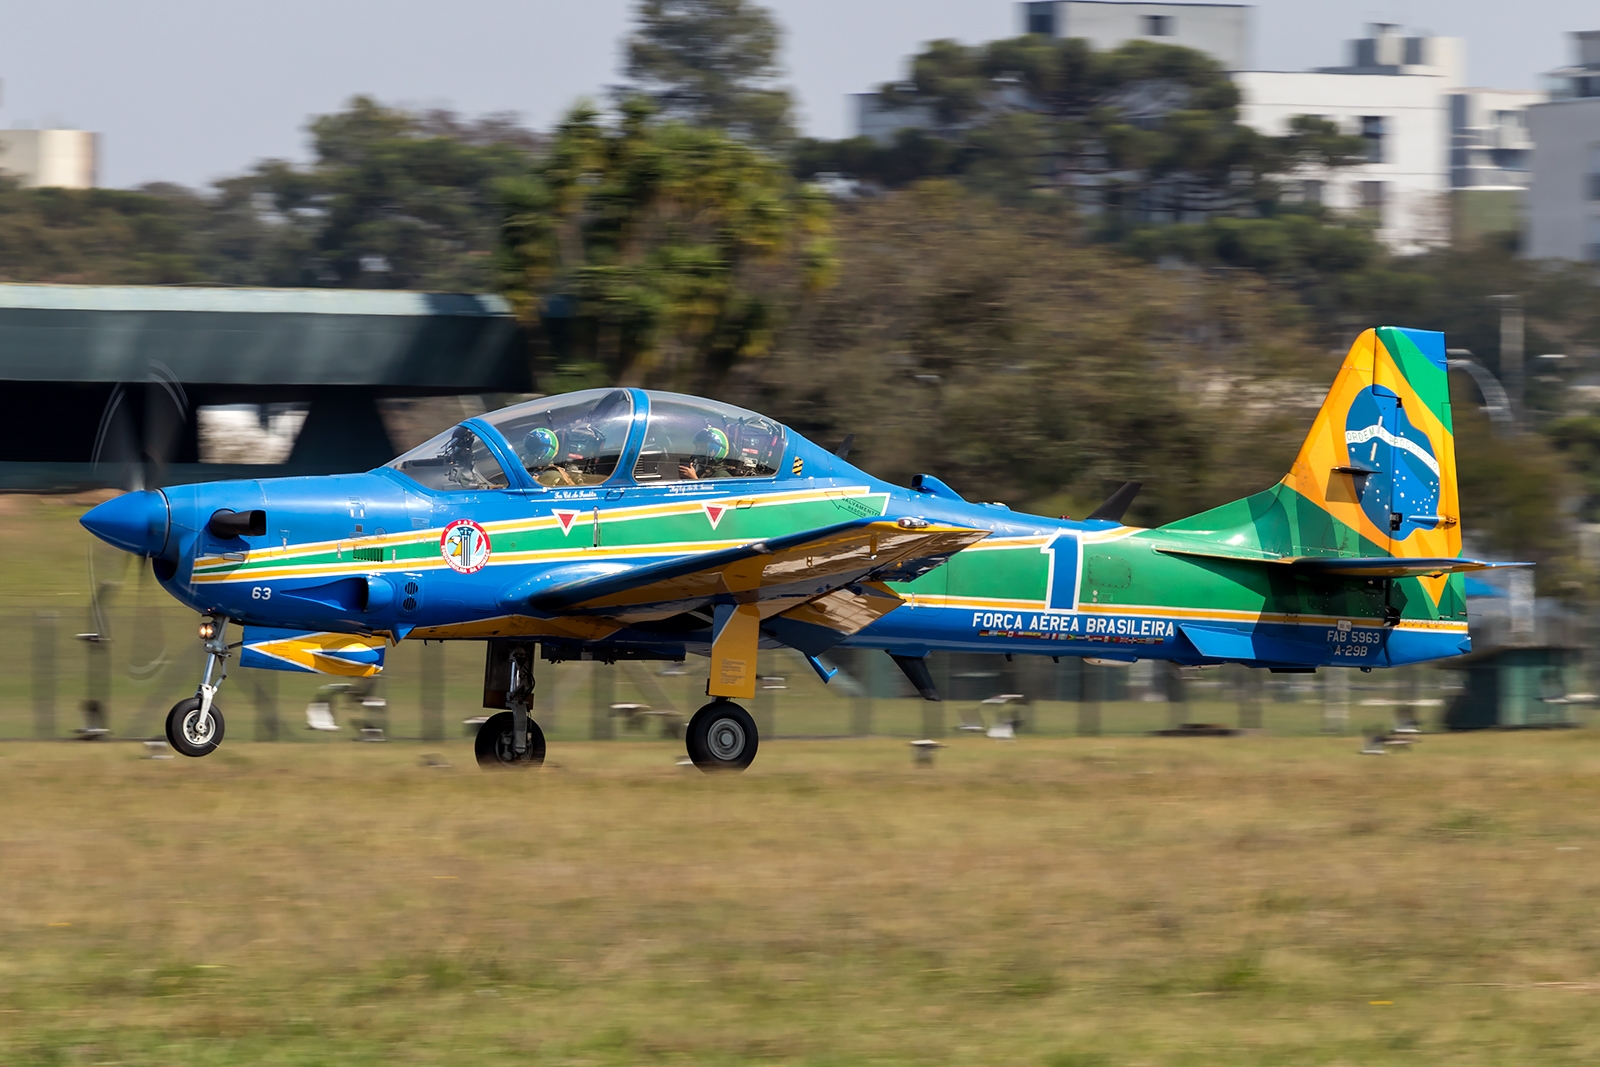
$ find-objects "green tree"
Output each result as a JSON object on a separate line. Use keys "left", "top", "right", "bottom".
{"left": 498, "top": 100, "right": 833, "bottom": 389}
{"left": 624, "top": 0, "right": 795, "bottom": 148}
{"left": 795, "top": 37, "right": 1366, "bottom": 221}
{"left": 239, "top": 97, "right": 542, "bottom": 289}
{"left": 720, "top": 181, "right": 1321, "bottom": 526}
{"left": 0, "top": 178, "right": 207, "bottom": 284}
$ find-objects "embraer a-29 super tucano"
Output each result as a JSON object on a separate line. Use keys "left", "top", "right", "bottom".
{"left": 82, "top": 326, "right": 1524, "bottom": 771}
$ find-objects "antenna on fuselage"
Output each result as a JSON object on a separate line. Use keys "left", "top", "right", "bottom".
{"left": 833, "top": 434, "right": 856, "bottom": 461}
{"left": 1086, "top": 481, "right": 1142, "bottom": 523}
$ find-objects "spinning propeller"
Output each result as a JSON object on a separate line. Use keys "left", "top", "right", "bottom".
{"left": 90, "top": 363, "right": 191, "bottom": 493}
{"left": 83, "top": 363, "right": 191, "bottom": 678}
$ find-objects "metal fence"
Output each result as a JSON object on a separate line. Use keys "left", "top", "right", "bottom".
{"left": 0, "top": 605, "right": 1496, "bottom": 744}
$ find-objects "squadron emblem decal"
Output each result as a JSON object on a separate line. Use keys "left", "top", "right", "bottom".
{"left": 702, "top": 502, "right": 729, "bottom": 529}
{"left": 440, "top": 519, "right": 491, "bottom": 573}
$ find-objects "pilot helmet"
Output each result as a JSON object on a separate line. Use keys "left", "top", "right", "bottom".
{"left": 693, "top": 426, "right": 730, "bottom": 461}
{"left": 523, "top": 426, "right": 560, "bottom": 467}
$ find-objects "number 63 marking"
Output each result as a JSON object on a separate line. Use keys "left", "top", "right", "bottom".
{"left": 251, "top": 586, "right": 272, "bottom": 600}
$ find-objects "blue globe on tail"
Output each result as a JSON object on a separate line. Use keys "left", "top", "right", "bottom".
{"left": 1344, "top": 387, "right": 1441, "bottom": 540}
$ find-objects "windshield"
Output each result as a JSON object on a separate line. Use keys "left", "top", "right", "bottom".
{"left": 386, "top": 424, "right": 508, "bottom": 491}
{"left": 634, "top": 393, "right": 787, "bottom": 482}
{"left": 481, "top": 389, "right": 635, "bottom": 487}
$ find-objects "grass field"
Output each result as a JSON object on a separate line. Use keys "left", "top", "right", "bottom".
{"left": 5, "top": 734, "right": 1600, "bottom": 1066}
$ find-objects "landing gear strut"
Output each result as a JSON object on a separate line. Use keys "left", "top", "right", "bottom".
{"left": 685, "top": 699, "right": 759, "bottom": 773}
{"left": 166, "top": 615, "right": 229, "bottom": 757}
{"left": 475, "top": 644, "right": 545, "bottom": 769}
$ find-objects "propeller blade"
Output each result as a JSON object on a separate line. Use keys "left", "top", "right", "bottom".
{"left": 126, "top": 555, "right": 171, "bottom": 679}
{"left": 141, "top": 363, "right": 189, "bottom": 489}
{"left": 85, "top": 540, "right": 135, "bottom": 642}
{"left": 90, "top": 384, "right": 142, "bottom": 491}
{"left": 90, "top": 365, "right": 192, "bottom": 492}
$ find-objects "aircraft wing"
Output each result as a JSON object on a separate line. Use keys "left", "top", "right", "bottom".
{"left": 512, "top": 518, "right": 987, "bottom": 622}
{"left": 500, "top": 517, "right": 987, "bottom": 701}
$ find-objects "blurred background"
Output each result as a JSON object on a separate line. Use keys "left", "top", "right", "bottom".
{"left": 4, "top": 0, "right": 1600, "bottom": 741}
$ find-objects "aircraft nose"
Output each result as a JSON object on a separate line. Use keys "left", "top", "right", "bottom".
{"left": 81, "top": 490, "right": 170, "bottom": 557}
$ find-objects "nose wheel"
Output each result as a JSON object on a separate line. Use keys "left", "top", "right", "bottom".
{"left": 166, "top": 696, "right": 226, "bottom": 757}
{"left": 167, "top": 615, "right": 232, "bottom": 757}
{"left": 685, "top": 699, "right": 759, "bottom": 773}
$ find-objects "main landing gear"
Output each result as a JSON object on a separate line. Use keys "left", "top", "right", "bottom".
{"left": 685, "top": 698, "right": 759, "bottom": 773}
{"left": 166, "top": 615, "right": 229, "bottom": 757}
{"left": 475, "top": 643, "right": 545, "bottom": 769}
{"left": 470, "top": 641, "right": 759, "bottom": 773}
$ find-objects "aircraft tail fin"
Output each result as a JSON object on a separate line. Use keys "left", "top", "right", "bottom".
{"left": 1280, "top": 326, "right": 1460, "bottom": 561}
{"left": 1161, "top": 327, "right": 1466, "bottom": 613}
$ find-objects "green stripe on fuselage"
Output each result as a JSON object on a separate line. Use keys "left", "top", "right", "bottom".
{"left": 194, "top": 490, "right": 890, "bottom": 579}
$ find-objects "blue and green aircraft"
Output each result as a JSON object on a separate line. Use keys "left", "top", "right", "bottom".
{"left": 82, "top": 327, "right": 1525, "bottom": 771}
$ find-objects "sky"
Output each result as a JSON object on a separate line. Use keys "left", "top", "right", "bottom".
{"left": 0, "top": 0, "right": 1594, "bottom": 190}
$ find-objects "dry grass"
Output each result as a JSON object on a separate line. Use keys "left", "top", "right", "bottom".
{"left": 4, "top": 735, "right": 1600, "bottom": 1065}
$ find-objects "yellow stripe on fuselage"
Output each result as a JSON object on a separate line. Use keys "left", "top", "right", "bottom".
{"left": 192, "top": 485, "right": 885, "bottom": 578}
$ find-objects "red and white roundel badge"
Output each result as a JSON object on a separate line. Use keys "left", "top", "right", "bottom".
{"left": 440, "top": 519, "right": 491, "bottom": 574}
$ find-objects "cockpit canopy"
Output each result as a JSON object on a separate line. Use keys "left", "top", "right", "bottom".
{"left": 385, "top": 389, "right": 790, "bottom": 492}
{"left": 386, "top": 423, "right": 511, "bottom": 492}
{"left": 633, "top": 394, "right": 785, "bottom": 483}
{"left": 486, "top": 388, "right": 635, "bottom": 487}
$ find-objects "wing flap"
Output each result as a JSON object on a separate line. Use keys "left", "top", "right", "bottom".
{"left": 763, "top": 582, "right": 905, "bottom": 656}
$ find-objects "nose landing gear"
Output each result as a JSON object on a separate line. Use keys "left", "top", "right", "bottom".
{"left": 166, "top": 615, "right": 230, "bottom": 757}
{"left": 685, "top": 699, "right": 759, "bottom": 773}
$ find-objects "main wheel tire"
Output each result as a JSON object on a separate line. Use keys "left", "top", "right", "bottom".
{"left": 166, "top": 697, "right": 225, "bottom": 758}
{"left": 475, "top": 711, "right": 547, "bottom": 770}
{"left": 685, "top": 700, "right": 759, "bottom": 773}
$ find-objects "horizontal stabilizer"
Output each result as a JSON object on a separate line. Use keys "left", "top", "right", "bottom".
{"left": 1158, "top": 545, "right": 1531, "bottom": 578}
{"left": 1290, "top": 557, "right": 1534, "bottom": 578}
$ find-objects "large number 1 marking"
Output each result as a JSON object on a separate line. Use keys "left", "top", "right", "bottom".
{"left": 1041, "top": 532, "right": 1080, "bottom": 612}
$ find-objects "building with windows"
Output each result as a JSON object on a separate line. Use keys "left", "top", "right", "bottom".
{"left": 0, "top": 128, "right": 98, "bottom": 188}
{"left": 1526, "top": 32, "right": 1600, "bottom": 261}
{"left": 1448, "top": 88, "right": 1543, "bottom": 246}
{"left": 1233, "top": 25, "right": 1463, "bottom": 252}
{"left": 851, "top": 6, "right": 1543, "bottom": 251}
{"left": 858, "top": 2, "right": 1252, "bottom": 146}
{"left": 1017, "top": 1, "right": 1251, "bottom": 69}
